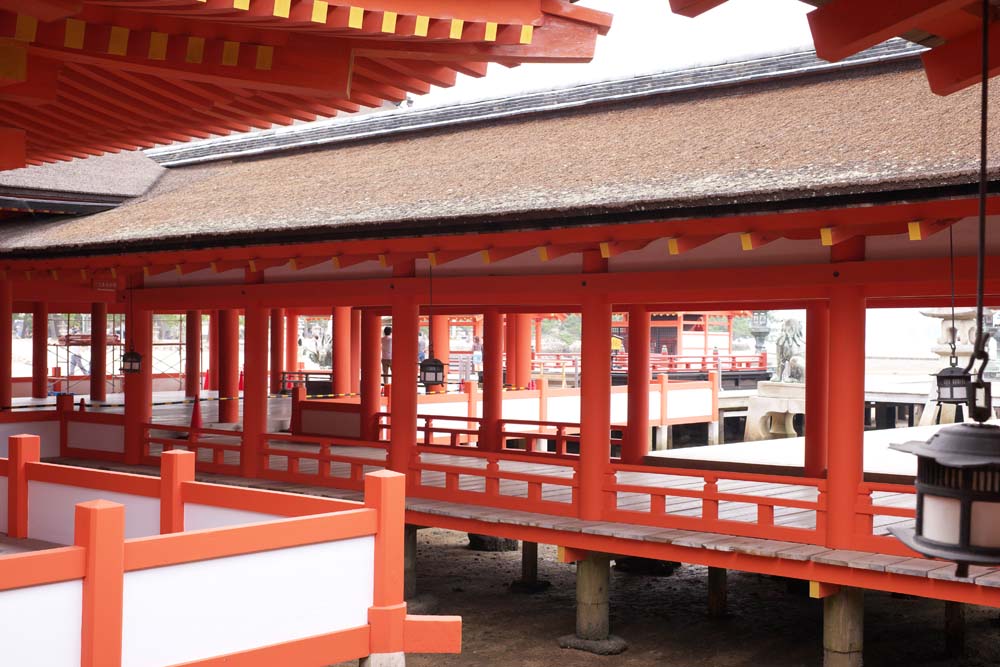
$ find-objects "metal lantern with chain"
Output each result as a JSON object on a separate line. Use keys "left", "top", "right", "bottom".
{"left": 419, "top": 261, "right": 445, "bottom": 388}
{"left": 121, "top": 285, "right": 143, "bottom": 374}
{"left": 891, "top": 3, "right": 1000, "bottom": 577}
{"left": 935, "top": 229, "right": 970, "bottom": 406}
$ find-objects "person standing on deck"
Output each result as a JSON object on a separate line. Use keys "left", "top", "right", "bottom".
{"left": 381, "top": 326, "right": 393, "bottom": 385}
{"left": 417, "top": 331, "right": 428, "bottom": 363}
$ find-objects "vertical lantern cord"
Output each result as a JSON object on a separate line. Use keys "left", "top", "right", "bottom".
{"left": 427, "top": 260, "right": 434, "bottom": 359}
{"left": 966, "top": 0, "right": 992, "bottom": 422}
{"left": 950, "top": 226, "right": 958, "bottom": 364}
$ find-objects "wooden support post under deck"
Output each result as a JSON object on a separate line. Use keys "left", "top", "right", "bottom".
{"left": 32, "top": 301, "right": 47, "bottom": 399}
{"left": 805, "top": 301, "right": 829, "bottom": 477}
{"left": 514, "top": 313, "right": 532, "bottom": 388}
{"left": 623, "top": 305, "right": 650, "bottom": 464}
{"left": 577, "top": 553, "right": 610, "bottom": 640}
{"left": 580, "top": 296, "right": 612, "bottom": 520}
{"left": 184, "top": 309, "right": 200, "bottom": 399}
{"left": 945, "top": 601, "right": 965, "bottom": 658}
{"left": 351, "top": 308, "right": 362, "bottom": 394}
{"left": 823, "top": 587, "right": 863, "bottom": 667}
{"left": 208, "top": 309, "right": 219, "bottom": 391}
{"left": 284, "top": 309, "right": 298, "bottom": 377}
{"left": 333, "top": 305, "right": 352, "bottom": 396}
{"left": 0, "top": 279, "right": 11, "bottom": 410}
{"left": 707, "top": 567, "right": 727, "bottom": 617}
{"left": 389, "top": 298, "right": 418, "bottom": 475}
{"left": 826, "top": 286, "right": 865, "bottom": 548}
{"left": 242, "top": 304, "right": 267, "bottom": 478}
{"left": 361, "top": 309, "right": 382, "bottom": 441}
{"left": 217, "top": 309, "right": 240, "bottom": 424}
{"left": 481, "top": 309, "right": 503, "bottom": 452}
{"left": 429, "top": 314, "right": 450, "bottom": 392}
{"left": 123, "top": 307, "right": 151, "bottom": 466}
{"left": 269, "top": 308, "right": 284, "bottom": 396}
{"left": 90, "top": 302, "right": 108, "bottom": 402}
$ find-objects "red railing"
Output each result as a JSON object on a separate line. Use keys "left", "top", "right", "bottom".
{"left": 605, "top": 463, "right": 827, "bottom": 545}
{"left": 853, "top": 480, "right": 917, "bottom": 555}
{"left": 142, "top": 422, "right": 243, "bottom": 474}
{"left": 261, "top": 431, "right": 388, "bottom": 490}
{"left": 499, "top": 418, "right": 624, "bottom": 459}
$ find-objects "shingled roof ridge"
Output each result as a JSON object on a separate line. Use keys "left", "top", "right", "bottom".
{"left": 147, "top": 39, "right": 924, "bottom": 168}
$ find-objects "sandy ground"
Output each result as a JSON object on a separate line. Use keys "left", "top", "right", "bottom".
{"left": 338, "top": 528, "right": 1000, "bottom": 667}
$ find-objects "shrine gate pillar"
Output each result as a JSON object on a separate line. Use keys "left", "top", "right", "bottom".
{"left": 31, "top": 301, "right": 47, "bottom": 398}
{"left": 361, "top": 309, "right": 382, "bottom": 441}
{"left": 269, "top": 308, "right": 284, "bottom": 395}
{"left": 805, "top": 301, "right": 830, "bottom": 478}
{"left": 481, "top": 309, "right": 503, "bottom": 452}
{"left": 580, "top": 295, "right": 612, "bottom": 521}
{"left": 0, "top": 279, "right": 11, "bottom": 409}
{"left": 124, "top": 307, "right": 151, "bottom": 466}
{"left": 515, "top": 314, "right": 532, "bottom": 388}
{"left": 90, "top": 302, "right": 108, "bottom": 401}
{"left": 242, "top": 305, "right": 267, "bottom": 478}
{"left": 429, "top": 315, "right": 450, "bottom": 392}
{"left": 351, "top": 309, "right": 362, "bottom": 394}
{"left": 184, "top": 310, "right": 200, "bottom": 399}
{"left": 217, "top": 309, "right": 239, "bottom": 423}
{"left": 284, "top": 310, "right": 298, "bottom": 375}
{"left": 207, "top": 310, "right": 218, "bottom": 391}
{"left": 504, "top": 313, "right": 517, "bottom": 387}
{"left": 623, "top": 306, "right": 650, "bottom": 464}
{"left": 826, "top": 285, "right": 865, "bottom": 548}
{"left": 333, "top": 306, "right": 351, "bottom": 396}
{"left": 388, "top": 298, "right": 418, "bottom": 475}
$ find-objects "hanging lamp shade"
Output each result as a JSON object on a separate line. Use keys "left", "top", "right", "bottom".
{"left": 122, "top": 350, "right": 143, "bottom": 374}
{"left": 890, "top": 424, "right": 1000, "bottom": 571}
{"left": 419, "top": 357, "right": 445, "bottom": 387}
{"left": 936, "top": 365, "right": 971, "bottom": 404}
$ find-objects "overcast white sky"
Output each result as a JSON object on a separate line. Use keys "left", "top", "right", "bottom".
{"left": 413, "top": 0, "right": 815, "bottom": 107}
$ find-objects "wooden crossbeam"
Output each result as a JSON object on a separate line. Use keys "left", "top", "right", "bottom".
{"left": 923, "top": 20, "right": 1000, "bottom": 96}
{"left": 907, "top": 219, "right": 955, "bottom": 241}
{"left": 808, "top": 0, "right": 970, "bottom": 62}
{"left": 819, "top": 226, "right": 858, "bottom": 247}
{"left": 481, "top": 247, "right": 532, "bottom": 264}
{"left": 809, "top": 581, "right": 841, "bottom": 599}
{"left": 537, "top": 243, "right": 591, "bottom": 261}
{"left": 175, "top": 263, "right": 211, "bottom": 275}
{"left": 288, "top": 257, "right": 329, "bottom": 271}
{"left": 427, "top": 250, "right": 479, "bottom": 267}
{"left": 142, "top": 265, "right": 175, "bottom": 278}
{"left": 599, "top": 239, "right": 652, "bottom": 258}
{"left": 332, "top": 254, "right": 376, "bottom": 270}
{"left": 666, "top": 235, "right": 715, "bottom": 255}
{"left": 739, "top": 232, "right": 776, "bottom": 251}
{"left": 0, "top": 0, "right": 79, "bottom": 22}
{"left": 667, "top": 0, "right": 728, "bottom": 19}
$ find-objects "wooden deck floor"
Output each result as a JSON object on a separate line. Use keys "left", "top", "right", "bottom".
{"left": 0, "top": 535, "right": 60, "bottom": 555}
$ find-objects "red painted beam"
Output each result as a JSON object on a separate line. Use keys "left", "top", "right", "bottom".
{"left": 923, "top": 19, "right": 1000, "bottom": 95}
{"left": 808, "top": 0, "right": 971, "bottom": 62}
{"left": 0, "top": 127, "right": 25, "bottom": 170}
{"left": 0, "top": 0, "right": 80, "bottom": 22}
{"left": 668, "top": 0, "right": 728, "bottom": 19}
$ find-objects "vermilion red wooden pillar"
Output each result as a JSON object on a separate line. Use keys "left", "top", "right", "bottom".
{"left": 208, "top": 310, "right": 219, "bottom": 391}
{"left": 333, "top": 306, "right": 351, "bottom": 396}
{"left": 623, "top": 306, "right": 650, "bottom": 464}
{"left": 429, "top": 314, "right": 449, "bottom": 392}
{"left": 269, "top": 308, "right": 284, "bottom": 395}
{"left": 805, "top": 301, "right": 830, "bottom": 478}
{"left": 31, "top": 301, "right": 47, "bottom": 398}
{"left": 350, "top": 309, "right": 361, "bottom": 394}
{"left": 481, "top": 309, "right": 503, "bottom": 452}
{"left": 123, "top": 308, "right": 151, "bottom": 466}
{"left": 242, "top": 305, "right": 267, "bottom": 478}
{"left": 284, "top": 310, "right": 298, "bottom": 374}
{"left": 388, "top": 298, "right": 418, "bottom": 474}
{"left": 361, "top": 309, "right": 382, "bottom": 441}
{"left": 184, "top": 310, "right": 200, "bottom": 399}
{"left": 580, "top": 296, "right": 612, "bottom": 520}
{"left": 504, "top": 313, "right": 517, "bottom": 387}
{"left": 515, "top": 314, "right": 532, "bottom": 388}
{"left": 0, "top": 280, "right": 11, "bottom": 409}
{"left": 826, "top": 285, "right": 865, "bottom": 548}
{"left": 90, "top": 303, "right": 108, "bottom": 402}
{"left": 217, "top": 309, "right": 239, "bottom": 423}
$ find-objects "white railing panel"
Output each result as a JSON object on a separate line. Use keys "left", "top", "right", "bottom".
{"left": 0, "top": 580, "right": 82, "bottom": 667}
{"left": 27, "top": 481, "right": 159, "bottom": 544}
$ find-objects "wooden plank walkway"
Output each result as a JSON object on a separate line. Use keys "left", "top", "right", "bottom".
{"left": 0, "top": 535, "right": 60, "bottom": 555}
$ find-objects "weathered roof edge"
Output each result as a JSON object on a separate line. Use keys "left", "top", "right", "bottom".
{"left": 147, "top": 39, "right": 925, "bottom": 168}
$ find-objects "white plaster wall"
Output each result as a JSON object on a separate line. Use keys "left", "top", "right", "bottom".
{"left": 0, "top": 421, "right": 60, "bottom": 458}
{"left": 27, "top": 481, "right": 159, "bottom": 544}
{"left": 183, "top": 503, "right": 281, "bottom": 531}
{"left": 649, "top": 389, "right": 662, "bottom": 422}
{"left": 500, "top": 397, "right": 540, "bottom": 422}
{"left": 145, "top": 268, "right": 245, "bottom": 287}
{"left": 301, "top": 408, "right": 361, "bottom": 438}
{"left": 67, "top": 421, "right": 124, "bottom": 453}
{"left": 666, "top": 388, "right": 713, "bottom": 421}
{"left": 609, "top": 236, "right": 829, "bottom": 273}
{"left": 264, "top": 260, "right": 389, "bottom": 283}
{"left": 547, "top": 395, "right": 581, "bottom": 423}
{"left": 865, "top": 216, "right": 1000, "bottom": 262}
{"left": 0, "top": 579, "right": 82, "bottom": 666}
{"left": 0, "top": 475, "right": 8, "bottom": 533}
{"left": 416, "top": 401, "right": 470, "bottom": 419}
{"left": 121, "top": 536, "right": 375, "bottom": 667}
{"left": 609, "top": 392, "right": 629, "bottom": 423}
